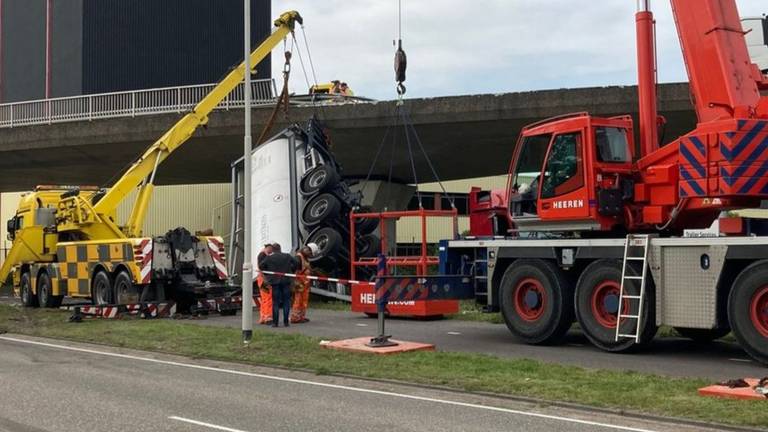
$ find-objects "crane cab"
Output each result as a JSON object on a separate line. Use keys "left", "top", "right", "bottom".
{"left": 742, "top": 16, "right": 768, "bottom": 73}
{"left": 505, "top": 113, "right": 635, "bottom": 234}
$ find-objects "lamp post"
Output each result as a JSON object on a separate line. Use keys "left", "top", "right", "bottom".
{"left": 241, "top": 0, "right": 253, "bottom": 343}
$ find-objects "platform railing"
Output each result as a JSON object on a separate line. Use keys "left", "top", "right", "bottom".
{"left": 0, "top": 78, "right": 277, "bottom": 128}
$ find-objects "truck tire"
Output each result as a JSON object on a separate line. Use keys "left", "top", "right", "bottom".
{"left": 20, "top": 272, "right": 38, "bottom": 308}
{"left": 300, "top": 165, "right": 339, "bottom": 196}
{"left": 673, "top": 327, "right": 730, "bottom": 343}
{"left": 37, "top": 271, "right": 62, "bottom": 308}
{"left": 307, "top": 227, "right": 343, "bottom": 260}
{"left": 728, "top": 261, "right": 768, "bottom": 365}
{"left": 92, "top": 271, "right": 114, "bottom": 305}
{"left": 301, "top": 193, "right": 341, "bottom": 227}
{"left": 356, "top": 234, "right": 380, "bottom": 258}
{"left": 575, "top": 259, "right": 657, "bottom": 352}
{"left": 113, "top": 270, "right": 134, "bottom": 305}
{"left": 355, "top": 206, "right": 379, "bottom": 235}
{"left": 499, "top": 259, "right": 574, "bottom": 345}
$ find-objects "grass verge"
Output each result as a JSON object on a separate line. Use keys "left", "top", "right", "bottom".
{"left": 0, "top": 304, "right": 765, "bottom": 429}
{"left": 311, "top": 300, "right": 506, "bottom": 324}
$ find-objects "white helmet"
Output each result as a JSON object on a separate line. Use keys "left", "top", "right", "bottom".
{"left": 306, "top": 242, "right": 320, "bottom": 257}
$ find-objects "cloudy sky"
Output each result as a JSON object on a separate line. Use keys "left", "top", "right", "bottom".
{"left": 270, "top": 1, "right": 766, "bottom": 100}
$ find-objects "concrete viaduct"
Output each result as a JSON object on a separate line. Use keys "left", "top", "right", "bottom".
{"left": 0, "top": 83, "right": 696, "bottom": 192}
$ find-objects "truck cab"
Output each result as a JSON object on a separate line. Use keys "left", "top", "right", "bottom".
{"left": 501, "top": 114, "right": 635, "bottom": 234}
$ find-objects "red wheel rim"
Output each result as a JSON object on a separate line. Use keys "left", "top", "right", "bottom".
{"left": 750, "top": 286, "right": 768, "bottom": 338}
{"left": 513, "top": 278, "right": 546, "bottom": 322}
{"left": 590, "top": 281, "right": 627, "bottom": 329}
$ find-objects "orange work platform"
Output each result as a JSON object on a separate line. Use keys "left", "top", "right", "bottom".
{"left": 320, "top": 337, "right": 435, "bottom": 355}
{"left": 698, "top": 379, "right": 767, "bottom": 401}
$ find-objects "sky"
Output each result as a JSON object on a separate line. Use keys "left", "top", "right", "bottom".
{"left": 270, "top": 1, "right": 766, "bottom": 100}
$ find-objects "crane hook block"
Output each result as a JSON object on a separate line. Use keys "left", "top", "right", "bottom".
{"left": 394, "top": 39, "right": 407, "bottom": 92}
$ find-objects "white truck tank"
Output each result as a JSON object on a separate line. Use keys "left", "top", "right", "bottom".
{"left": 743, "top": 16, "right": 768, "bottom": 72}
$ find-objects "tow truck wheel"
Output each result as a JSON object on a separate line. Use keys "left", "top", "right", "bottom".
{"left": 37, "top": 271, "right": 62, "bottom": 308}
{"left": 498, "top": 259, "right": 574, "bottom": 345}
{"left": 728, "top": 261, "right": 768, "bottom": 365}
{"left": 575, "top": 259, "right": 657, "bottom": 353}
{"left": 92, "top": 271, "right": 114, "bottom": 306}
{"left": 20, "top": 272, "right": 38, "bottom": 308}
{"left": 673, "top": 327, "right": 730, "bottom": 343}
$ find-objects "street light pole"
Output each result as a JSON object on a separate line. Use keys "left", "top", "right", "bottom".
{"left": 241, "top": 0, "right": 254, "bottom": 344}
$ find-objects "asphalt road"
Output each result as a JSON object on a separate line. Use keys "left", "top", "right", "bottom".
{"left": 0, "top": 335, "right": 732, "bottom": 432}
{"left": 198, "top": 309, "right": 767, "bottom": 380}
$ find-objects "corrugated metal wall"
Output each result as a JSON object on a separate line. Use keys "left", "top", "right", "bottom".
{"left": 1, "top": 0, "right": 46, "bottom": 102}
{"left": 51, "top": 0, "right": 84, "bottom": 98}
{"left": 81, "top": 0, "right": 271, "bottom": 94}
{"left": 116, "top": 183, "right": 232, "bottom": 238}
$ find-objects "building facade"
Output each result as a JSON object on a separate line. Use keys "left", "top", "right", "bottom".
{"left": 0, "top": 0, "right": 271, "bottom": 103}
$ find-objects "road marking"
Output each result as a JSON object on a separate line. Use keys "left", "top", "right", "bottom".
{"left": 728, "top": 358, "right": 752, "bottom": 363}
{"left": 169, "top": 416, "right": 247, "bottom": 432}
{"left": 1, "top": 336, "right": 658, "bottom": 432}
{"left": 447, "top": 331, "right": 462, "bottom": 335}
{"left": 355, "top": 323, "right": 368, "bottom": 327}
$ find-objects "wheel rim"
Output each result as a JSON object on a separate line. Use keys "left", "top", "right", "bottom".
{"left": 590, "top": 281, "right": 627, "bottom": 329}
{"left": 309, "top": 170, "right": 326, "bottom": 188}
{"left": 750, "top": 286, "right": 768, "bottom": 338}
{"left": 39, "top": 278, "right": 49, "bottom": 304}
{"left": 21, "top": 278, "right": 30, "bottom": 303}
{"left": 95, "top": 278, "right": 109, "bottom": 304}
{"left": 513, "top": 278, "right": 546, "bottom": 322}
{"left": 310, "top": 198, "right": 329, "bottom": 218}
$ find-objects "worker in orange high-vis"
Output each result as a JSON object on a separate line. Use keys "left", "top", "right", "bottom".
{"left": 290, "top": 243, "right": 318, "bottom": 323}
{"left": 256, "top": 243, "right": 275, "bottom": 325}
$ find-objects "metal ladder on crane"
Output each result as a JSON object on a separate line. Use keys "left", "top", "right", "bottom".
{"left": 615, "top": 234, "right": 650, "bottom": 343}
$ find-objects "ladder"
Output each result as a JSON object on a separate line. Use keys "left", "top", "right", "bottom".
{"left": 472, "top": 249, "right": 488, "bottom": 299}
{"left": 615, "top": 234, "right": 650, "bottom": 343}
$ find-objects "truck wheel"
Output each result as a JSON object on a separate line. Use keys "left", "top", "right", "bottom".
{"left": 92, "top": 271, "right": 114, "bottom": 305}
{"left": 728, "top": 261, "right": 768, "bottom": 365}
{"left": 20, "top": 272, "right": 38, "bottom": 308}
{"left": 301, "top": 193, "right": 341, "bottom": 227}
{"left": 673, "top": 327, "right": 730, "bottom": 343}
{"left": 113, "top": 270, "right": 134, "bottom": 305}
{"left": 307, "top": 227, "right": 342, "bottom": 260}
{"left": 356, "top": 234, "right": 380, "bottom": 258}
{"left": 575, "top": 259, "right": 657, "bottom": 352}
{"left": 37, "top": 271, "right": 62, "bottom": 308}
{"left": 355, "top": 206, "right": 379, "bottom": 235}
{"left": 300, "top": 165, "right": 339, "bottom": 195}
{"left": 499, "top": 259, "right": 574, "bottom": 345}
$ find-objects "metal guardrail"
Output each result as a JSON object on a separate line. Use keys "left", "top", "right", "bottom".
{"left": 0, "top": 79, "right": 277, "bottom": 128}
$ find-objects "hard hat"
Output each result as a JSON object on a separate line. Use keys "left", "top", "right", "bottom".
{"left": 306, "top": 242, "right": 320, "bottom": 257}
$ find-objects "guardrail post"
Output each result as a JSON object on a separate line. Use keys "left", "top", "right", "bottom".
{"left": 88, "top": 96, "right": 93, "bottom": 121}
{"left": 47, "top": 99, "right": 52, "bottom": 124}
{"left": 177, "top": 87, "right": 181, "bottom": 113}
{"left": 9, "top": 104, "right": 13, "bottom": 127}
{"left": 132, "top": 92, "right": 136, "bottom": 117}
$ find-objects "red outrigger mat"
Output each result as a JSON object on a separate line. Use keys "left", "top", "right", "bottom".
{"left": 698, "top": 379, "right": 767, "bottom": 401}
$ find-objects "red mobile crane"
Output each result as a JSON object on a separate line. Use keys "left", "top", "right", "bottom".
{"left": 441, "top": 0, "right": 768, "bottom": 364}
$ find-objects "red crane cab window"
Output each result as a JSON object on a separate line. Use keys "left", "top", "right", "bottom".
{"left": 541, "top": 132, "right": 584, "bottom": 199}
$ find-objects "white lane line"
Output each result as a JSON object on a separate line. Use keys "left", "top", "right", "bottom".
{"left": 0, "top": 336, "right": 657, "bottom": 432}
{"left": 447, "top": 331, "right": 462, "bottom": 335}
{"left": 728, "top": 358, "right": 752, "bottom": 363}
{"left": 355, "top": 323, "right": 368, "bottom": 327}
{"left": 169, "top": 416, "right": 248, "bottom": 432}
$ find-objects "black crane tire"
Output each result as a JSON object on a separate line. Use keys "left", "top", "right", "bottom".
{"left": 575, "top": 259, "right": 657, "bottom": 353}
{"left": 354, "top": 206, "right": 379, "bottom": 235}
{"left": 92, "top": 271, "right": 114, "bottom": 306}
{"left": 300, "top": 165, "right": 339, "bottom": 196}
{"left": 301, "top": 193, "right": 342, "bottom": 227}
{"left": 673, "top": 327, "right": 730, "bottom": 343}
{"left": 37, "top": 271, "right": 61, "bottom": 308}
{"left": 498, "top": 259, "right": 574, "bottom": 345}
{"left": 20, "top": 272, "right": 38, "bottom": 308}
{"left": 727, "top": 260, "right": 768, "bottom": 365}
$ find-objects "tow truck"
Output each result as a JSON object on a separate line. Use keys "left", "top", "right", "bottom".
{"left": 436, "top": 0, "right": 768, "bottom": 364}
{"left": 0, "top": 11, "right": 303, "bottom": 315}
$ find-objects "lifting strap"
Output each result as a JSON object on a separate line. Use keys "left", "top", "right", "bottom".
{"left": 257, "top": 50, "right": 293, "bottom": 145}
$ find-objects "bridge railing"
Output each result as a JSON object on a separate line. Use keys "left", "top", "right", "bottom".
{"left": 0, "top": 78, "right": 277, "bottom": 128}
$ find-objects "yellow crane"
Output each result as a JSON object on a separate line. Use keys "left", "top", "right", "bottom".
{"left": 0, "top": 11, "right": 302, "bottom": 312}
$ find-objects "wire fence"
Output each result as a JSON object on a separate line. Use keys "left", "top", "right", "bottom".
{"left": 0, "top": 79, "right": 277, "bottom": 128}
